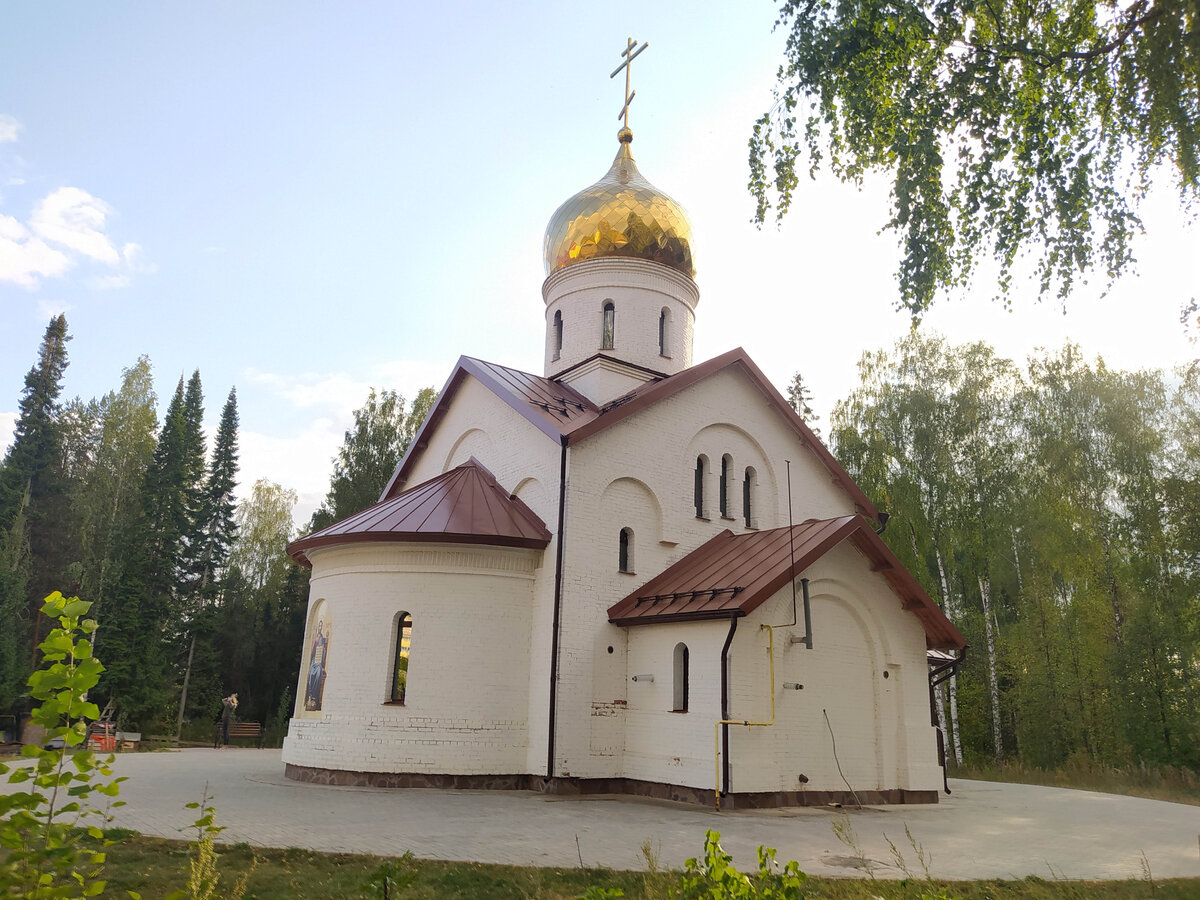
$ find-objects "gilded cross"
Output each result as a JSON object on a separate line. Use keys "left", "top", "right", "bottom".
{"left": 610, "top": 37, "right": 648, "bottom": 128}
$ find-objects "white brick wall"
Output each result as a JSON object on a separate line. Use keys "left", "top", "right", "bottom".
{"left": 284, "top": 350, "right": 943, "bottom": 798}
{"left": 543, "top": 258, "right": 698, "bottom": 380}
{"left": 281, "top": 542, "right": 542, "bottom": 775}
{"left": 393, "top": 376, "right": 563, "bottom": 776}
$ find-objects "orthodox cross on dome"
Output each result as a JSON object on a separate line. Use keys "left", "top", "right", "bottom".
{"left": 610, "top": 37, "right": 648, "bottom": 133}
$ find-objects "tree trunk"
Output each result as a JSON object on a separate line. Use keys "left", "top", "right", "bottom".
{"left": 948, "top": 673, "right": 964, "bottom": 765}
{"left": 1101, "top": 532, "right": 1123, "bottom": 644}
{"left": 1010, "top": 528, "right": 1024, "bottom": 608}
{"left": 175, "top": 632, "right": 196, "bottom": 742}
{"left": 979, "top": 574, "right": 1004, "bottom": 763}
{"left": 934, "top": 681, "right": 949, "bottom": 748}
{"left": 935, "top": 548, "right": 964, "bottom": 765}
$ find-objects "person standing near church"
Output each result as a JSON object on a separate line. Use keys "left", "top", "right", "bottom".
{"left": 219, "top": 693, "right": 238, "bottom": 748}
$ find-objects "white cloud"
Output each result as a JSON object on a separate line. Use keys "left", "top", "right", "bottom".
{"left": 247, "top": 370, "right": 373, "bottom": 414}
{"left": 87, "top": 273, "right": 130, "bottom": 290}
{"left": 0, "top": 212, "right": 72, "bottom": 287}
{"left": 0, "top": 187, "right": 144, "bottom": 289}
{"left": 247, "top": 360, "right": 450, "bottom": 417}
{"left": 30, "top": 187, "right": 120, "bottom": 264}
{"left": 0, "top": 115, "right": 19, "bottom": 144}
{"left": 242, "top": 362, "right": 452, "bottom": 528}
{"left": 238, "top": 419, "right": 344, "bottom": 529}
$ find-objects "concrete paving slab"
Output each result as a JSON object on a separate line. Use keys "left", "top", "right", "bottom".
{"left": 5, "top": 748, "right": 1199, "bottom": 881}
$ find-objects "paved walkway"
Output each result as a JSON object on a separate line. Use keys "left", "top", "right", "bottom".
{"left": 7, "top": 748, "right": 1199, "bottom": 881}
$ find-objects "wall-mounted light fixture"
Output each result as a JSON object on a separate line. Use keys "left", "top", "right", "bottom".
{"left": 631, "top": 674, "right": 654, "bottom": 683}
{"left": 782, "top": 682, "right": 804, "bottom": 690}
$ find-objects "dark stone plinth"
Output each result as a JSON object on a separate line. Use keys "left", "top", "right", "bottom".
{"left": 283, "top": 764, "right": 939, "bottom": 808}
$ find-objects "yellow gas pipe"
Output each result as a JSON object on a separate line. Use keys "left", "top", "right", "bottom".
{"left": 713, "top": 623, "right": 775, "bottom": 810}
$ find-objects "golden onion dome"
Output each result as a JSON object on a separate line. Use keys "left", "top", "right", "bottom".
{"left": 543, "top": 128, "right": 695, "bottom": 280}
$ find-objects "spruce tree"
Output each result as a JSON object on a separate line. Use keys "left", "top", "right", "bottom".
{"left": 191, "top": 386, "right": 239, "bottom": 603}
{"left": 786, "top": 371, "right": 821, "bottom": 437}
{"left": 98, "top": 372, "right": 207, "bottom": 731}
{"left": 0, "top": 315, "right": 71, "bottom": 531}
{"left": 176, "top": 386, "right": 238, "bottom": 733}
{"left": 0, "top": 315, "right": 72, "bottom": 706}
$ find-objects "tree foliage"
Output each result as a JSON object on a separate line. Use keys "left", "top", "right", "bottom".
{"left": 309, "top": 386, "right": 438, "bottom": 531}
{"left": 785, "top": 371, "right": 821, "bottom": 436}
{"left": 0, "top": 592, "right": 122, "bottom": 899}
{"left": 0, "top": 315, "right": 73, "bottom": 709}
{"left": 832, "top": 333, "right": 1200, "bottom": 770}
{"left": 228, "top": 479, "right": 296, "bottom": 594}
{"left": 751, "top": 0, "right": 1200, "bottom": 317}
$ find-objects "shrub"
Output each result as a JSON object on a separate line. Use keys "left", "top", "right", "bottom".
{"left": 0, "top": 592, "right": 124, "bottom": 898}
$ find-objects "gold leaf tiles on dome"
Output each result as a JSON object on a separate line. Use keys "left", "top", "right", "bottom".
{"left": 543, "top": 133, "right": 695, "bottom": 280}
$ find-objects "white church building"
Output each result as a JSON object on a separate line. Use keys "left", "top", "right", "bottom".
{"left": 281, "top": 115, "right": 967, "bottom": 808}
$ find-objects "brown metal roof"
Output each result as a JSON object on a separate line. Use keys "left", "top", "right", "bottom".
{"left": 381, "top": 356, "right": 600, "bottom": 500}
{"left": 607, "top": 516, "right": 966, "bottom": 651}
{"left": 289, "top": 457, "right": 551, "bottom": 567}
{"left": 381, "top": 349, "right": 877, "bottom": 521}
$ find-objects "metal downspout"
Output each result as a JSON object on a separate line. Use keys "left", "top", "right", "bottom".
{"left": 546, "top": 435, "right": 569, "bottom": 779}
{"left": 714, "top": 620, "right": 778, "bottom": 810}
{"left": 717, "top": 614, "right": 737, "bottom": 806}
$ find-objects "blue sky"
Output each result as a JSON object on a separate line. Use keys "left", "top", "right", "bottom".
{"left": 3, "top": 2, "right": 1197, "bottom": 526}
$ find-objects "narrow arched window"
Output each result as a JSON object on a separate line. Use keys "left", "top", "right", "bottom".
{"left": 720, "top": 454, "right": 732, "bottom": 517}
{"left": 658, "top": 308, "right": 668, "bottom": 355}
{"left": 673, "top": 643, "right": 689, "bottom": 712}
{"left": 743, "top": 467, "right": 756, "bottom": 528}
{"left": 552, "top": 310, "right": 563, "bottom": 360}
{"left": 601, "top": 301, "right": 615, "bottom": 350}
{"left": 619, "top": 527, "right": 634, "bottom": 573}
{"left": 694, "top": 455, "right": 707, "bottom": 518}
{"left": 391, "top": 612, "right": 412, "bottom": 703}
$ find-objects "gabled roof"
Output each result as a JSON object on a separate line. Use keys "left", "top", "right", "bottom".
{"left": 381, "top": 356, "right": 600, "bottom": 500}
{"left": 606, "top": 515, "right": 966, "bottom": 651}
{"left": 574, "top": 348, "right": 877, "bottom": 518}
{"left": 381, "top": 350, "right": 877, "bottom": 519}
{"left": 289, "top": 458, "right": 551, "bottom": 568}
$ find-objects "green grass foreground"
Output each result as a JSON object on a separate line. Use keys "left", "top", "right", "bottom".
{"left": 97, "top": 832, "right": 1200, "bottom": 899}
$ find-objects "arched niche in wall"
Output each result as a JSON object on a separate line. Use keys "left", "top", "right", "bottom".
{"left": 300, "top": 599, "right": 331, "bottom": 717}
{"left": 798, "top": 573, "right": 902, "bottom": 788}
{"left": 442, "top": 427, "right": 495, "bottom": 473}
{"left": 684, "top": 423, "right": 779, "bottom": 528}
{"left": 599, "top": 476, "right": 666, "bottom": 549}
{"left": 512, "top": 476, "right": 551, "bottom": 526}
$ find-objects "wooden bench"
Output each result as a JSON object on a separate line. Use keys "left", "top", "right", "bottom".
{"left": 226, "top": 722, "right": 262, "bottom": 745}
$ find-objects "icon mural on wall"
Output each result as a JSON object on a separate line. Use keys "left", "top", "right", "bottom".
{"left": 304, "top": 611, "right": 330, "bottom": 712}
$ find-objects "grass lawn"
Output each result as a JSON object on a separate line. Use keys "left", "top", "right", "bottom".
{"left": 951, "top": 761, "right": 1200, "bottom": 807}
{"left": 98, "top": 832, "right": 1200, "bottom": 899}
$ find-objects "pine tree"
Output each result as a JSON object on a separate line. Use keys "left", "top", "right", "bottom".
{"left": 0, "top": 315, "right": 71, "bottom": 531}
{"left": 0, "top": 315, "right": 72, "bottom": 702}
{"left": 786, "top": 371, "right": 821, "bottom": 437}
{"left": 142, "top": 378, "right": 188, "bottom": 568}
{"left": 174, "top": 386, "right": 238, "bottom": 736}
{"left": 191, "top": 387, "right": 239, "bottom": 604}
{"left": 98, "top": 371, "right": 207, "bottom": 731}
{"left": 175, "top": 371, "right": 208, "bottom": 596}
